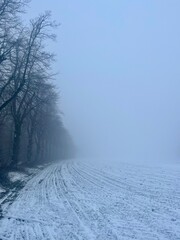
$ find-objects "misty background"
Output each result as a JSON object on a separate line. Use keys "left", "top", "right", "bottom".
{"left": 29, "top": 0, "right": 180, "bottom": 163}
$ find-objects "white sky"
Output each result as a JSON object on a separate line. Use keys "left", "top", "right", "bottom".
{"left": 28, "top": 0, "right": 180, "bottom": 163}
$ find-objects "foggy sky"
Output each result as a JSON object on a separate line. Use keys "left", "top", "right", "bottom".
{"left": 28, "top": 1, "right": 180, "bottom": 163}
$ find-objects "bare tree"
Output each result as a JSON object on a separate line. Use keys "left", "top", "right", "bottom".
{"left": 0, "top": 2, "right": 74, "bottom": 168}
{"left": 0, "top": 11, "right": 57, "bottom": 112}
{"left": 26, "top": 81, "right": 57, "bottom": 163}
{"left": 0, "top": 0, "right": 28, "bottom": 61}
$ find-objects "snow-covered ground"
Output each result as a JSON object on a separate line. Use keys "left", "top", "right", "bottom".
{"left": 0, "top": 160, "right": 179, "bottom": 240}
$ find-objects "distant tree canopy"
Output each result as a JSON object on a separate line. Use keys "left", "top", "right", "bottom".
{"left": 0, "top": 0, "right": 75, "bottom": 168}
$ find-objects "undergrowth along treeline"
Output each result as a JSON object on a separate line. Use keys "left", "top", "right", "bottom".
{"left": 0, "top": 0, "right": 74, "bottom": 168}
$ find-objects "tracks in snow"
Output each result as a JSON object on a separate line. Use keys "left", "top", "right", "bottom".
{"left": 0, "top": 161, "right": 180, "bottom": 240}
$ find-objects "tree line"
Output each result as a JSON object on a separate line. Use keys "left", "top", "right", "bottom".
{"left": 0, "top": 0, "right": 74, "bottom": 168}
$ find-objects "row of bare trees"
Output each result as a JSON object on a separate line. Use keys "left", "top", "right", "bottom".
{"left": 0, "top": 0, "right": 74, "bottom": 168}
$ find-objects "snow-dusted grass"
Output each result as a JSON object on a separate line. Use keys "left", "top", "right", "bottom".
{"left": 0, "top": 166, "right": 41, "bottom": 216}
{"left": 0, "top": 160, "right": 179, "bottom": 239}
{"left": 0, "top": 186, "right": 6, "bottom": 194}
{"left": 8, "top": 172, "right": 27, "bottom": 183}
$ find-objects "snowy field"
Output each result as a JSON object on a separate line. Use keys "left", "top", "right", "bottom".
{"left": 0, "top": 160, "right": 180, "bottom": 240}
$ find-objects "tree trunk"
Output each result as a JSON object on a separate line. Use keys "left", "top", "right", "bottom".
{"left": 35, "top": 138, "right": 41, "bottom": 163}
{"left": 11, "top": 124, "right": 21, "bottom": 167}
{"left": 27, "top": 127, "right": 34, "bottom": 163}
